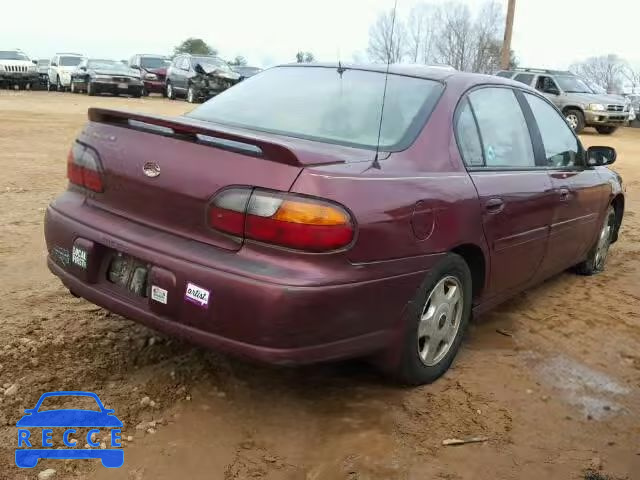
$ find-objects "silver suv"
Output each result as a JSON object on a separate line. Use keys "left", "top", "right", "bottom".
{"left": 496, "top": 68, "right": 629, "bottom": 135}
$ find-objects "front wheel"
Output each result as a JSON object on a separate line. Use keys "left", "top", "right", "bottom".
{"left": 392, "top": 253, "right": 472, "bottom": 385}
{"left": 565, "top": 109, "right": 585, "bottom": 133}
{"left": 575, "top": 206, "right": 616, "bottom": 275}
{"left": 87, "top": 81, "right": 96, "bottom": 96}
{"left": 70, "top": 81, "right": 77, "bottom": 93}
{"left": 187, "top": 85, "right": 198, "bottom": 103}
{"left": 596, "top": 126, "right": 618, "bottom": 135}
{"left": 46, "top": 77, "right": 56, "bottom": 92}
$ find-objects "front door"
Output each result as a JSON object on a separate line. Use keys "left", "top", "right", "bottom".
{"left": 457, "top": 87, "right": 555, "bottom": 297}
{"left": 521, "top": 92, "right": 608, "bottom": 277}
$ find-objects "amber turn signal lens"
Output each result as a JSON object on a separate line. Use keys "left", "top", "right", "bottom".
{"left": 272, "top": 200, "right": 350, "bottom": 226}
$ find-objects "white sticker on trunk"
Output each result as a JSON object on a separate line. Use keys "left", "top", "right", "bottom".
{"left": 72, "top": 246, "right": 87, "bottom": 269}
{"left": 184, "top": 282, "right": 210, "bottom": 308}
{"left": 151, "top": 286, "right": 168, "bottom": 304}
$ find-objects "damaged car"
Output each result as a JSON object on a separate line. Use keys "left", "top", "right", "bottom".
{"left": 166, "top": 54, "right": 240, "bottom": 103}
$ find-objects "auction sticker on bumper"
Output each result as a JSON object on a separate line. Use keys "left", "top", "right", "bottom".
{"left": 151, "top": 285, "right": 168, "bottom": 304}
{"left": 72, "top": 246, "right": 87, "bottom": 269}
{"left": 185, "top": 282, "right": 210, "bottom": 308}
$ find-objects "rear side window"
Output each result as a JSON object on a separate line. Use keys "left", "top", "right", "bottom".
{"left": 496, "top": 71, "right": 513, "bottom": 78}
{"left": 455, "top": 99, "right": 484, "bottom": 166}
{"left": 524, "top": 93, "right": 580, "bottom": 167}
{"left": 189, "top": 66, "right": 444, "bottom": 151}
{"left": 468, "top": 88, "right": 535, "bottom": 168}
{"left": 514, "top": 73, "right": 534, "bottom": 85}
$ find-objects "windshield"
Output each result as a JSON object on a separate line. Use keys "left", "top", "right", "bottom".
{"left": 189, "top": 66, "right": 443, "bottom": 151}
{"left": 88, "top": 60, "right": 129, "bottom": 72}
{"left": 0, "top": 51, "right": 28, "bottom": 61}
{"left": 38, "top": 60, "right": 50, "bottom": 66}
{"left": 192, "top": 56, "right": 232, "bottom": 73}
{"left": 60, "top": 56, "right": 82, "bottom": 67}
{"left": 555, "top": 75, "right": 593, "bottom": 93}
{"left": 140, "top": 57, "right": 169, "bottom": 69}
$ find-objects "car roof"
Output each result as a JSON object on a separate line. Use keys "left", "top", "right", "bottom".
{"left": 139, "top": 54, "right": 167, "bottom": 58}
{"left": 273, "top": 63, "right": 534, "bottom": 90}
{"left": 55, "top": 53, "right": 83, "bottom": 56}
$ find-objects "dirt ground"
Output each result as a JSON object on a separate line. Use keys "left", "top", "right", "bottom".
{"left": 0, "top": 91, "right": 638, "bottom": 480}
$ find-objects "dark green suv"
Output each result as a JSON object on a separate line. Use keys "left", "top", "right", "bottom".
{"left": 496, "top": 68, "right": 630, "bottom": 134}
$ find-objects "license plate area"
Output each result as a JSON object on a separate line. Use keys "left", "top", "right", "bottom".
{"left": 107, "top": 252, "right": 149, "bottom": 297}
{"left": 118, "top": 83, "right": 127, "bottom": 89}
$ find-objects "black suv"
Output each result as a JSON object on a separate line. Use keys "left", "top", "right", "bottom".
{"left": 165, "top": 54, "right": 240, "bottom": 103}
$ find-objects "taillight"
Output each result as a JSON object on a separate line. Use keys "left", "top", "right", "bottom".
{"left": 67, "top": 143, "right": 104, "bottom": 193}
{"left": 208, "top": 188, "right": 355, "bottom": 252}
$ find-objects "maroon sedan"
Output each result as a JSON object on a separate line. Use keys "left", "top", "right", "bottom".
{"left": 44, "top": 64, "right": 624, "bottom": 385}
{"left": 128, "top": 54, "right": 169, "bottom": 95}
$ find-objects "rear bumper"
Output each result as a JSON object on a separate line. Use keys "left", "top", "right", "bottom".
{"left": 44, "top": 194, "right": 436, "bottom": 365}
{"left": 585, "top": 110, "right": 630, "bottom": 126}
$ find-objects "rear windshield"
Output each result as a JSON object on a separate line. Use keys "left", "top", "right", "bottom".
{"left": 188, "top": 66, "right": 443, "bottom": 150}
{"left": 60, "top": 56, "right": 82, "bottom": 67}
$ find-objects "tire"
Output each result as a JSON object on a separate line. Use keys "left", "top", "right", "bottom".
{"left": 166, "top": 82, "right": 175, "bottom": 100}
{"left": 56, "top": 75, "right": 64, "bottom": 92}
{"left": 575, "top": 206, "right": 616, "bottom": 275}
{"left": 87, "top": 81, "right": 96, "bottom": 96}
{"left": 132, "top": 88, "right": 142, "bottom": 98}
{"left": 70, "top": 81, "right": 77, "bottom": 93}
{"left": 393, "top": 253, "right": 472, "bottom": 385}
{"left": 187, "top": 85, "right": 197, "bottom": 103}
{"left": 564, "top": 109, "right": 585, "bottom": 134}
{"left": 596, "top": 126, "right": 617, "bottom": 135}
{"left": 46, "top": 76, "right": 56, "bottom": 92}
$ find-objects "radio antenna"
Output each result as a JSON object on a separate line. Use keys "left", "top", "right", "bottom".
{"left": 372, "top": 0, "right": 399, "bottom": 169}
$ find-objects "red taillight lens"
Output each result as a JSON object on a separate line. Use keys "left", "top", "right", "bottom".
{"left": 208, "top": 188, "right": 355, "bottom": 252}
{"left": 67, "top": 143, "right": 104, "bottom": 193}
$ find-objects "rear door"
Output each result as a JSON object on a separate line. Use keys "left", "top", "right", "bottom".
{"left": 521, "top": 92, "right": 608, "bottom": 276}
{"left": 457, "top": 86, "right": 555, "bottom": 297}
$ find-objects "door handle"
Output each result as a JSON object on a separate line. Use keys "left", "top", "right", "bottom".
{"left": 559, "top": 188, "right": 570, "bottom": 201}
{"left": 485, "top": 198, "right": 505, "bottom": 213}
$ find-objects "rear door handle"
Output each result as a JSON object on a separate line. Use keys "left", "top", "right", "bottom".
{"left": 485, "top": 198, "right": 505, "bottom": 213}
{"left": 559, "top": 188, "right": 570, "bottom": 201}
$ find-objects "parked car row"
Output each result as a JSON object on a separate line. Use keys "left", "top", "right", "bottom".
{"left": 2, "top": 49, "right": 262, "bottom": 102}
{"left": 496, "top": 68, "right": 633, "bottom": 135}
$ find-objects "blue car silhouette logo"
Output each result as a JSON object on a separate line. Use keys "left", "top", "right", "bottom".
{"left": 15, "top": 391, "right": 123, "bottom": 468}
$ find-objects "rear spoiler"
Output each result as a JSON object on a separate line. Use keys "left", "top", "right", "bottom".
{"left": 87, "top": 108, "right": 302, "bottom": 166}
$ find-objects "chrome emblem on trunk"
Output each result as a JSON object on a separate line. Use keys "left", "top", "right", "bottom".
{"left": 143, "top": 162, "right": 161, "bottom": 178}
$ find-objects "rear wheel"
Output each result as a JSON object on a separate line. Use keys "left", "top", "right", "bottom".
{"left": 575, "top": 206, "right": 616, "bottom": 275}
{"left": 166, "top": 82, "right": 175, "bottom": 100}
{"left": 565, "top": 109, "right": 585, "bottom": 133}
{"left": 596, "top": 126, "right": 617, "bottom": 135}
{"left": 392, "top": 253, "right": 472, "bottom": 385}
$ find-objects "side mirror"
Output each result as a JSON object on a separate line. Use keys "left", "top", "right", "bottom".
{"left": 79, "top": 66, "right": 87, "bottom": 71}
{"left": 51, "top": 62, "right": 58, "bottom": 67}
{"left": 130, "top": 64, "right": 139, "bottom": 70}
{"left": 587, "top": 146, "right": 616, "bottom": 166}
{"left": 193, "top": 63, "right": 206, "bottom": 75}
{"left": 546, "top": 87, "right": 560, "bottom": 95}
{"left": 32, "top": 59, "right": 38, "bottom": 64}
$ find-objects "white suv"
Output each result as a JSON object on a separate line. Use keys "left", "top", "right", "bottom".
{"left": 0, "top": 49, "right": 38, "bottom": 89}
{"left": 47, "top": 53, "right": 84, "bottom": 91}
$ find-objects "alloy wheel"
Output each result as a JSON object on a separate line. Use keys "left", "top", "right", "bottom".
{"left": 417, "top": 276, "right": 463, "bottom": 366}
{"left": 566, "top": 114, "right": 579, "bottom": 130}
{"left": 594, "top": 216, "right": 613, "bottom": 270}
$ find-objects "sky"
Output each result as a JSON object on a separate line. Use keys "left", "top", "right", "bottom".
{"left": 2, "top": 0, "right": 639, "bottom": 69}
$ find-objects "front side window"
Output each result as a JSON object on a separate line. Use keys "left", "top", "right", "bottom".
{"left": 524, "top": 93, "right": 580, "bottom": 168}
{"left": 468, "top": 87, "right": 535, "bottom": 168}
{"left": 189, "top": 66, "right": 444, "bottom": 151}
{"left": 455, "top": 99, "right": 483, "bottom": 166}
{"left": 535, "top": 76, "right": 560, "bottom": 94}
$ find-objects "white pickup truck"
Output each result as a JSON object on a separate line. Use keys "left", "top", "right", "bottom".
{"left": 0, "top": 49, "right": 39, "bottom": 89}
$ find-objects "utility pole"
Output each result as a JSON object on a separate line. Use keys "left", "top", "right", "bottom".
{"left": 501, "top": 0, "right": 516, "bottom": 70}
